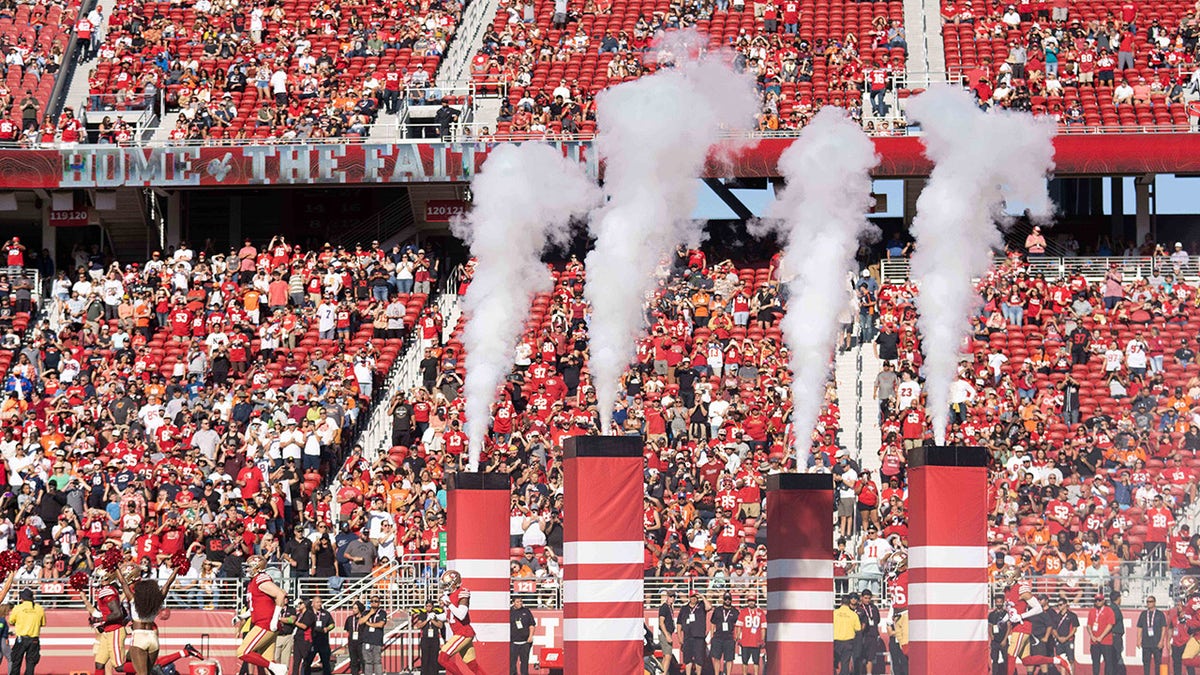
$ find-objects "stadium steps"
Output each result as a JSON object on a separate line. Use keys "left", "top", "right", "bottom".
{"left": 833, "top": 345, "right": 883, "bottom": 475}
{"left": 351, "top": 270, "right": 463, "bottom": 461}
{"left": 95, "top": 188, "right": 152, "bottom": 262}
{"left": 834, "top": 348, "right": 860, "bottom": 455}
{"left": 856, "top": 348, "right": 884, "bottom": 474}
{"left": 149, "top": 112, "right": 181, "bottom": 143}
{"left": 900, "top": 0, "right": 945, "bottom": 75}
{"left": 436, "top": 0, "right": 506, "bottom": 85}
{"left": 62, "top": 52, "right": 97, "bottom": 117}
{"left": 472, "top": 96, "right": 503, "bottom": 135}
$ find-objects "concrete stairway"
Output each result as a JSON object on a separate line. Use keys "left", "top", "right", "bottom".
{"left": 833, "top": 343, "right": 883, "bottom": 475}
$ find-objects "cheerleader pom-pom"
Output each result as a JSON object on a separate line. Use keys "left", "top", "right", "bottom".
{"left": 98, "top": 547, "right": 124, "bottom": 572}
{"left": 170, "top": 551, "right": 190, "bottom": 575}
{"left": 69, "top": 571, "right": 90, "bottom": 592}
{"left": 0, "top": 550, "right": 21, "bottom": 576}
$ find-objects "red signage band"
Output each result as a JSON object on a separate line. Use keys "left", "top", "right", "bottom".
{"left": 0, "top": 134, "right": 1195, "bottom": 190}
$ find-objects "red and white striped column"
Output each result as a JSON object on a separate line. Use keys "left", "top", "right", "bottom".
{"left": 908, "top": 445, "right": 990, "bottom": 674}
{"left": 446, "top": 471, "right": 510, "bottom": 674}
{"left": 562, "top": 436, "right": 644, "bottom": 675}
{"left": 765, "top": 473, "right": 834, "bottom": 675}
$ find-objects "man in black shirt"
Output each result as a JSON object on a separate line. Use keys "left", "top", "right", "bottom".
{"left": 1069, "top": 325, "right": 1091, "bottom": 365}
{"left": 292, "top": 600, "right": 313, "bottom": 675}
{"left": 361, "top": 595, "right": 386, "bottom": 675}
{"left": 657, "top": 590, "right": 676, "bottom": 673}
{"left": 988, "top": 595, "right": 1008, "bottom": 675}
{"left": 856, "top": 589, "right": 882, "bottom": 675}
{"left": 305, "top": 597, "right": 334, "bottom": 675}
{"left": 709, "top": 592, "right": 739, "bottom": 675}
{"left": 342, "top": 602, "right": 364, "bottom": 675}
{"left": 1110, "top": 590, "right": 1126, "bottom": 675}
{"left": 1137, "top": 595, "right": 1167, "bottom": 675}
{"left": 1052, "top": 596, "right": 1079, "bottom": 669}
{"left": 874, "top": 324, "right": 900, "bottom": 363}
{"left": 413, "top": 600, "right": 443, "bottom": 675}
{"left": 283, "top": 528, "right": 312, "bottom": 578}
{"left": 389, "top": 395, "right": 414, "bottom": 447}
{"left": 510, "top": 597, "right": 536, "bottom": 675}
{"left": 677, "top": 592, "right": 708, "bottom": 675}
{"left": 1027, "top": 594, "right": 1056, "bottom": 668}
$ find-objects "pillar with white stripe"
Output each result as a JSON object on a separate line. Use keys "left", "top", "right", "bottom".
{"left": 562, "top": 436, "right": 644, "bottom": 675}
{"left": 446, "top": 471, "right": 510, "bottom": 674}
{"left": 765, "top": 473, "right": 834, "bottom": 675}
{"left": 908, "top": 445, "right": 989, "bottom": 674}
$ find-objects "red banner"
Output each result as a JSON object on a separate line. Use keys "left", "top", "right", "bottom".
{"left": 0, "top": 134, "right": 1194, "bottom": 190}
{"left": 424, "top": 199, "right": 468, "bottom": 222}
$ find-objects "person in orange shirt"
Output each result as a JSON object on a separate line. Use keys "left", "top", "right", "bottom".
{"left": 1028, "top": 521, "right": 1052, "bottom": 547}
{"left": 244, "top": 287, "right": 262, "bottom": 324}
{"left": 133, "top": 296, "right": 151, "bottom": 339}
{"left": 1037, "top": 545, "right": 1065, "bottom": 575}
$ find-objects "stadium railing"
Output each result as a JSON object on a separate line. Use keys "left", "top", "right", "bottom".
{"left": 987, "top": 570, "right": 1170, "bottom": 611}
{"left": 880, "top": 255, "right": 1200, "bottom": 283}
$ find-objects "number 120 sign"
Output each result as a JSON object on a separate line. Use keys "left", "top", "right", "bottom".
{"left": 424, "top": 200, "right": 467, "bottom": 222}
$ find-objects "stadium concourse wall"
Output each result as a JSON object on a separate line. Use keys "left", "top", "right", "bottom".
{"left": 2, "top": 133, "right": 1200, "bottom": 190}
{"left": 31, "top": 608, "right": 1165, "bottom": 673}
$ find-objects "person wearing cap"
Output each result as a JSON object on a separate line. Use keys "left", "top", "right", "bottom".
{"left": 509, "top": 596, "right": 535, "bottom": 675}
{"left": 9, "top": 586, "right": 44, "bottom": 675}
{"left": 1087, "top": 592, "right": 1116, "bottom": 674}
{"left": 1051, "top": 596, "right": 1078, "bottom": 671}
{"left": 1136, "top": 594, "right": 1167, "bottom": 675}
{"left": 709, "top": 592, "right": 739, "bottom": 675}
{"left": 856, "top": 588, "right": 882, "bottom": 674}
{"left": 1171, "top": 242, "right": 1190, "bottom": 273}
{"left": 735, "top": 595, "right": 766, "bottom": 675}
{"left": 657, "top": 590, "right": 676, "bottom": 672}
{"left": 676, "top": 591, "right": 707, "bottom": 675}
{"left": 833, "top": 593, "right": 861, "bottom": 674}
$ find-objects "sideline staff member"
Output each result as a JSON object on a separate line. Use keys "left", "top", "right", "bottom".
{"left": 510, "top": 597, "right": 536, "bottom": 675}
{"left": 10, "top": 588, "right": 45, "bottom": 675}
{"left": 834, "top": 593, "right": 862, "bottom": 674}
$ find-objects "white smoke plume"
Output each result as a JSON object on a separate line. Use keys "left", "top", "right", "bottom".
{"left": 762, "top": 108, "right": 879, "bottom": 467}
{"left": 585, "top": 30, "right": 759, "bottom": 431}
{"left": 906, "top": 86, "right": 1056, "bottom": 444}
{"left": 453, "top": 143, "right": 600, "bottom": 470}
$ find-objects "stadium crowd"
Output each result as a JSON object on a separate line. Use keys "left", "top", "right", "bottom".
{"left": 4, "top": 230, "right": 1200, "bottom": 673}
{"left": 476, "top": 0, "right": 910, "bottom": 139}
{"left": 942, "top": 0, "right": 1200, "bottom": 127}
{"left": 0, "top": 236, "right": 443, "bottom": 602}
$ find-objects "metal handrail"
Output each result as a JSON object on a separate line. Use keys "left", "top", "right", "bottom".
{"left": 46, "top": 0, "right": 97, "bottom": 123}
{"left": 880, "top": 255, "right": 1200, "bottom": 283}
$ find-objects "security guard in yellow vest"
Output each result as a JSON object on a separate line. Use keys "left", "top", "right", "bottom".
{"left": 9, "top": 587, "right": 45, "bottom": 675}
